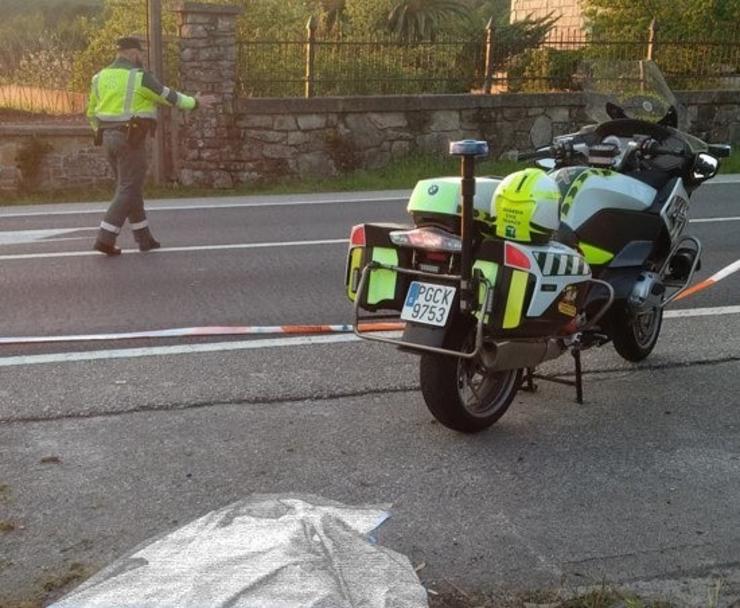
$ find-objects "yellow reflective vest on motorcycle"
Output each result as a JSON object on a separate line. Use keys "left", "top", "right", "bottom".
{"left": 86, "top": 58, "right": 197, "bottom": 130}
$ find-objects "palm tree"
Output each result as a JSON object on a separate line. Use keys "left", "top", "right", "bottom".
{"left": 320, "top": 0, "right": 347, "bottom": 34}
{"left": 387, "top": 0, "right": 472, "bottom": 41}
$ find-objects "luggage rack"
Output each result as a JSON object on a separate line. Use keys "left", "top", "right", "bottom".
{"left": 352, "top": 261, "right": 494, "bottom": 360}
{"left": 355, "top": 261, "right": 615, "bottom": 405}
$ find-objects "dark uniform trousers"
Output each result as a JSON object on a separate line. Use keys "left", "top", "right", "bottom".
{"left": 98, "top": 129, "right": 153, "bottom": 245}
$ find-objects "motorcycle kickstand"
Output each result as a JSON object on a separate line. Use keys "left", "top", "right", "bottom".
{"left": 521, "top": 345, "right": 584, "bottom": 404}
{"left": 523, "top": 368, "right": 538, "bottom": 393}
{"left": 572, "top": 346, "right": 584, "bottom": 405}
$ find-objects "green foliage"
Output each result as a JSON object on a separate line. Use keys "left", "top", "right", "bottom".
{"left": 343, "top": 0, "right": 396, "bottom": 33}
{"left": 16, "top": 137, "right": 53, "bottom": 192}
{"left": 236, "top": 0, "right": 316, "bottom": 39}
{"left": 584, "top": 0, "right": 739, "bottom": 89}
{"left": 508, "top": 47, "right": 585, "bottom": 92}
{"left": 71, "top": 0, "right": 182, "bottom": 93}
{"left": 0, "top": 1, "right": 100, "bottom": 83}
{"left": 584, "top": 0, "right": 740, "bottom": 40}
{"left": 388, "top": 0, "right": 472, "bottom": 41}
{"left": 238, "top": 0, "right": 553, "bottom": 96}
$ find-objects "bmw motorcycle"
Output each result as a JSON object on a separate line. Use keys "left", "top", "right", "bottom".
{"left": 345, "top": 60, "right": 731, "bottom": 433}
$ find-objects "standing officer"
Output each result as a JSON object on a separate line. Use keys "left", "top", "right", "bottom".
{"left": 87, "top": 37, "right": 216, "bottom": 255}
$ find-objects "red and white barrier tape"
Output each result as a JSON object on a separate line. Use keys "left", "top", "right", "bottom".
{"left": 0, "top": 322, "right": 406, "bottom": 346}
{"left": 0, "top": 260, "right": 735, "bottom": 346}
{"left": 675, "top": 259, "right": 740, "bottom": 301}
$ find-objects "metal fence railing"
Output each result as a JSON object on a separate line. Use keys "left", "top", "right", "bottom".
{"left": 238, "top": 21, "right": 740, "bottom": 98}
{"left": 238, "top": 35, "right": 483, "bottom": 98}
{"left": 2, "top": 22, "right": 737, "bottom": 114}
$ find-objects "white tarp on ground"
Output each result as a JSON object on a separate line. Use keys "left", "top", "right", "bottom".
{"left": 51, "top": 494, "right": 428, "bottom": 608}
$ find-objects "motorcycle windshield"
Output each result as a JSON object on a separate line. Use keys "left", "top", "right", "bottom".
{"left": 579, "top": 60, "right": 686, "bottom": 128}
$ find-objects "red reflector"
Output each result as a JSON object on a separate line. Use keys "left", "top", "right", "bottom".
{"left": 504, "top": 242, "right": 531, "bottom": 271}
{"left": 425, "top": 251, "right": 449, "bottom": 263}
{"left": 350, "top": 225, "right": 366, "bottom": 247}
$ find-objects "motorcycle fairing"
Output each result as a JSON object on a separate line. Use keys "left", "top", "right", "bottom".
{"left": 554, "top": 167, "right": 657, "bottom": 230}
{"left": 658, "top": 177, "right": 691, "bottom": 242}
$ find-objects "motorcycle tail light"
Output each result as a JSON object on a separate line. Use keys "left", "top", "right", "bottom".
{"left": 424, "top": 251, "right": 449, "bottom": 263}
{"left": 504, "top": 242, "right": 532, "bottom": 271}
{"left": 390, "top": 228, "right": 462, "bottom": 253}
{"left": 350, "top": 224, "right": 366, "bottom": 247}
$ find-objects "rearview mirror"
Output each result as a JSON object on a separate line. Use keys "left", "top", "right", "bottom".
{"left": 692, "top": 153, "right": 719, "bottom": 182}
{"left": 707, "top": 144, "right": 731, "bottom": 158}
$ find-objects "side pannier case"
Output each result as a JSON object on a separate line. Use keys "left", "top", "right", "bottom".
{"left": 345, "top": 223, "right": 414, "bottom": 312}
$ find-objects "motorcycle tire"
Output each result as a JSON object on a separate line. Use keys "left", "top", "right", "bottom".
{"left": 419, "top": 322, "right": 521, "bottom": 433}
{"left": 611, "top": 304, "right": 663, "bottom": 362}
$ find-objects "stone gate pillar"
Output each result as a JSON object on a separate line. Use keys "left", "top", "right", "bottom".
{"left": 174, "top": 2, "right": 242, "bottom": 188}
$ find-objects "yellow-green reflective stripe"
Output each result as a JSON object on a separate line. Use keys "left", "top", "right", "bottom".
{"left": 347, "top": 247, "right": 363, "bottom": 301}
{"left": 503, "top": 270, "right": 528, "bottom": 329}
{"left": 123, "top": 70, "right": 138, "bottom": 115}
{"left": 367, "top": 247, "right": 398, "bottom": 305}
{"left": 579, "top": 242, "right": 614, "bottom": 265}
{"left": 473, "top": 260, "right": 498, "bottom": 322}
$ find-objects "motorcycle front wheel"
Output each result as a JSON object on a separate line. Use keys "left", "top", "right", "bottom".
{"left": 611, "top": 304, "right": 663, "bottom": 362}
{"left": 419, "top": 324, "right": 521, "bottom": 433}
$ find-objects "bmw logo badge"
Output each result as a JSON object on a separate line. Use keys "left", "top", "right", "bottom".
{"left": 428, "top": 185, "right": 439, "bottom": 195}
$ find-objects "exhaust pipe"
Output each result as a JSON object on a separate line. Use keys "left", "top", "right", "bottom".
{"left": 481, "top": 339, "right": 565, "bottom": 371}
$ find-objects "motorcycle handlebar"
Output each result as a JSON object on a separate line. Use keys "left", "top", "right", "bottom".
{"left": 641, "top": 138, "right": 686, "bottom": 158}
{"left": 517, "top": 147, "right": 554, "bottom": 161}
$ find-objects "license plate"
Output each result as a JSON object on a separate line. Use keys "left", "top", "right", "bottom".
{"left": 401, "top": 281, "right": 456, "bottom": 327}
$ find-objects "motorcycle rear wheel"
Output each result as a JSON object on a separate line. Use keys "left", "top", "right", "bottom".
{"left": 419, "top": 324, "right": 521, "bottom": 433}
{"left": 611, "top": 304, "right": 663, "bottom": 362}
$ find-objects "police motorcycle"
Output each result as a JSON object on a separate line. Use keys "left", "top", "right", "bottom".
{"left": 345, "top": 60, "right": 731, "bottom": 433}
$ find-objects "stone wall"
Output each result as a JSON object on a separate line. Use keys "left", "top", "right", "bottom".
{"left": 174, "top": 2, "right": 241, "bottom": 189}
{"left": 2, "top": 89, "right": 738, "bottom": 195}
{"left": 0, "top": 125, "right": 115, "bottom": 195}
{"left": 175, "top": 89, "right": 740, "bottom": 188}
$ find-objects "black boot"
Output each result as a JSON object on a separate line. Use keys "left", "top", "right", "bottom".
{"left": 93, "top": 240, "right": 122, "bottom": 256}
{"left": 138, "top": 238, "right": 161, "bottom": 252}
{"left": 134, "top": 226, "right": 161, "bottom": 252}
{"left": 93, "top": 225, "right": 121, "bottom": 256}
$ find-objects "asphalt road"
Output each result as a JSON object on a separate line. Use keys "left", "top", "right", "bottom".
{"left": 0, "top": 181, "right": 738, "bottom": 606}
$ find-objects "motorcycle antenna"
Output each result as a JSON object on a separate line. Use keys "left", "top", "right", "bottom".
{"left": 449, "top": 140, "right": 489, "bottom": 313}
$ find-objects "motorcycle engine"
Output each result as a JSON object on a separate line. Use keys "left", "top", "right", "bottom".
{"left": 629, "top": 271, "right": 665, "bottom": 310}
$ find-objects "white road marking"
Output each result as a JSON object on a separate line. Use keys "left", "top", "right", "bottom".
{"left": 0, "top": 228, "right": 95, "bottom": 245}
{"left": 21, "top": 236, "right": 93, "bottom": 244}
{"left": 665, "top": 305, "right": 740, "bottom": 318}
{"left": 0, "top": 214, "right": 732, "bottom": 253}
{"left": 0, "top": 238, "right": 349, "bottom": 261}
{"left": 0, "top": 333, "right": 367, "bottom": 368}
{"left": 709, "top": 259, "right": 740, "bottom": 282}
{"left": 0, "top": 306, "right": 737, "bottom": 368}
{"left": 690, "top": 216, "right": 740, "bottom": 224}
{"left": 0, "top": 195, "right": 407, "bottom": 218}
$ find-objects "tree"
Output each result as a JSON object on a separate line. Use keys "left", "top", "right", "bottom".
{"left": 584, "top": 0, "right": 740, "bottom": 40}
{"left": 388, "top": 0, "right": 472, "bottom": 41}
{"left": 584, "top": 0, "right": 739, "bottom": 88}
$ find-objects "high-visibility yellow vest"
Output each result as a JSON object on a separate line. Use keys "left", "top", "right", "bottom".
{"left": 87, "top": 59, "right": 196, "bottom": 129}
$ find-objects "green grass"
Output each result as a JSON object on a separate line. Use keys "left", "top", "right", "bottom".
{"left": 719, "top": 149, "right": 740, "bottom": 173}
{"left": 1, "top": 150, "right": 737, "bottom": 207}
{"left": 0, "top": 154, "right": 525, "bottom": 206}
